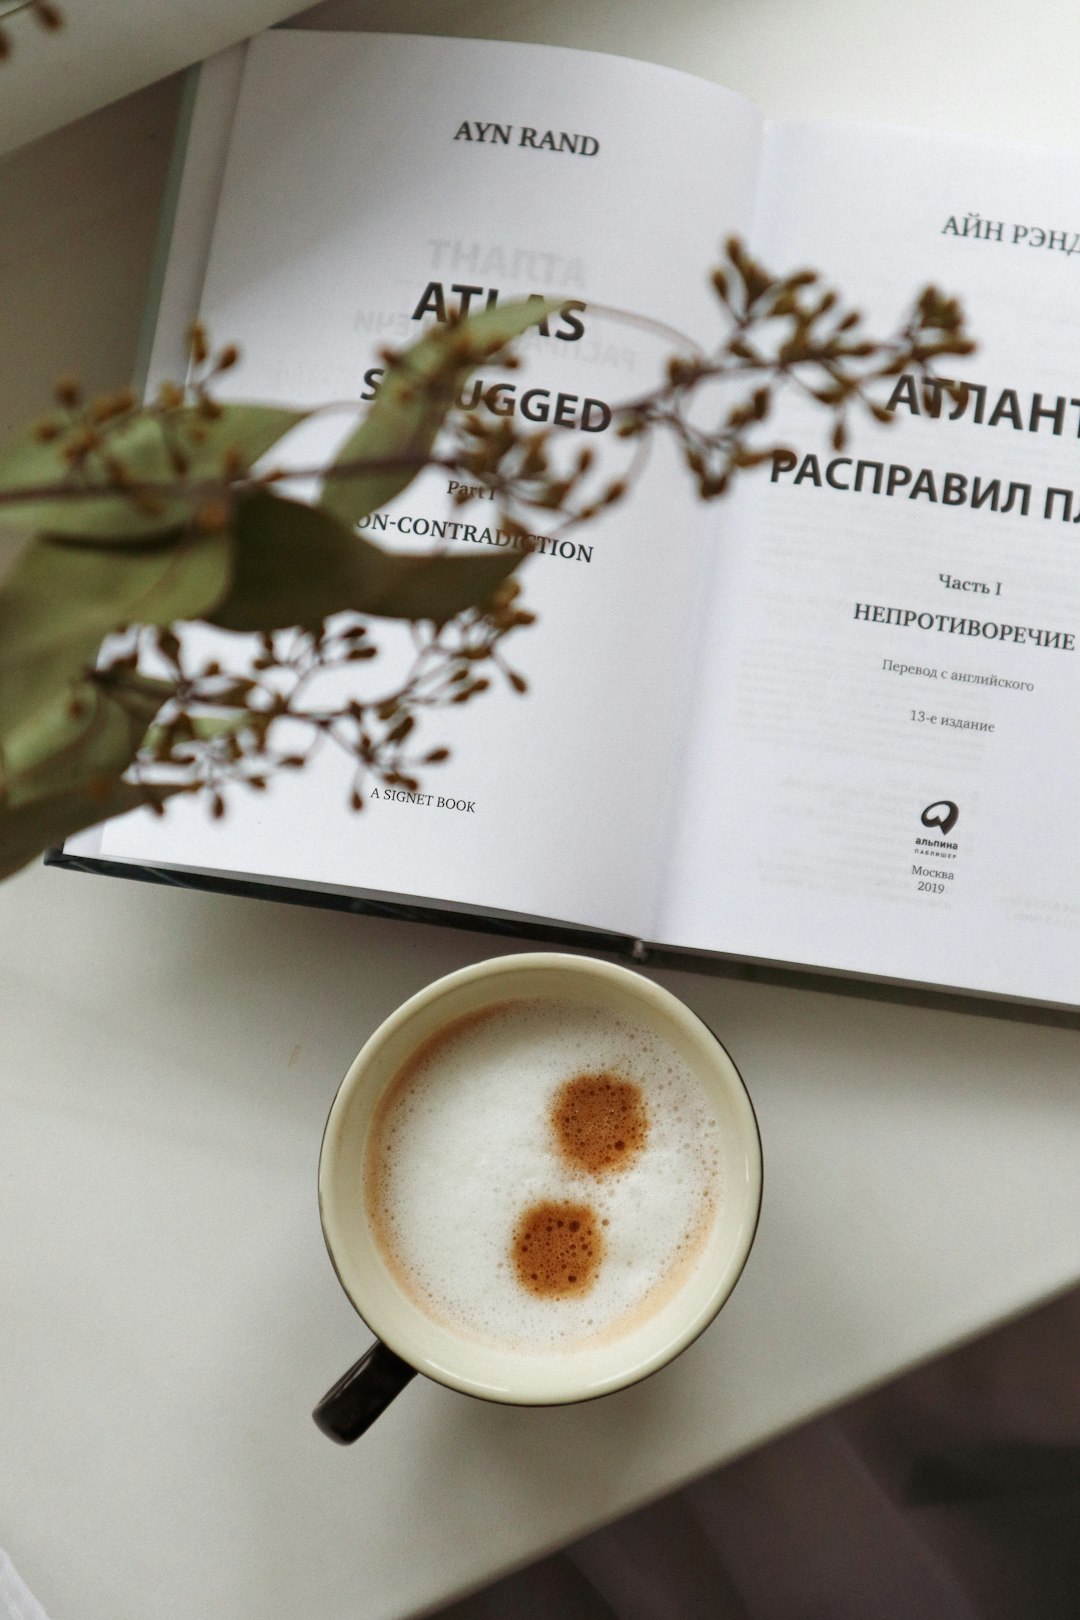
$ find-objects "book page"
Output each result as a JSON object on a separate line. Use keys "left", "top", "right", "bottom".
{"left": 88, "top": 31, "right": 763, "bottom": 938}
{"left": 660, "top": 122, "right": 1080, "bottom": 1003}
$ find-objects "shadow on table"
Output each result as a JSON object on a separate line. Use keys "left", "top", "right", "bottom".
{"left": 430, "top": 1283, "right": 1080, "bottom": 1620}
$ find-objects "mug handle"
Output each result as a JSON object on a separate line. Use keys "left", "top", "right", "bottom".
{"left": 312, "top": 1340, "right": 417, "bottom": 1444}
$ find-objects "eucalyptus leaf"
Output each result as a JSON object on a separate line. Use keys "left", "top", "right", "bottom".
{"left": 3, "top": 675, "right": 174, "bottom": 808}
{"left": 0, "top": 403, "right": 305, "bottom": 542}
{"left": 0, "top": 530, "right": 232, "bottom": 737}
{"left": 319, "top": 299, "right": 559, "bottom": 528}
{"left": 0, "top": 780, "right": 183, "bottom": 882}
{"left": 0, "top": 672, "right": 181, "bottom": 880}
{"left": 210, "top": 490, "right": 521, "bottom": 631}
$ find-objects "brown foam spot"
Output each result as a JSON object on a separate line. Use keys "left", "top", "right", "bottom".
{"left": 511, "top": 1200, "right": 603, "bottom": 1298}
{"left": 551, "top": 1071, "right": 649, "bottom": 1175}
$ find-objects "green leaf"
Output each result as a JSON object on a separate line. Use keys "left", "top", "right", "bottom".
{"left": 0, "top": 403, "right": 305, "bottom": 542}
{"left": 0, "top": 530, "right": 232, "bottom": 736}
{"left": 359, "top": 547, "right": 521, "bottom": 622}
{"left": 0, "top": 674, "right": 181, "bottom": 880}
{"left": 0, "top": 780, "right": 183, "bottom": 882}
{"left": 3, "top": 675, "right": 174, "bottom": 808}
{"left": 210, "top": 490, "right": 521, "bottom": 631}
{"left": 319, "top": 299, "right": 559, "bottom": 528}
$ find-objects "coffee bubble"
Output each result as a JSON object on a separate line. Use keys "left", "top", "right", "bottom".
{"left": 551, "top": 1071, "right": 649, "bottom": 1175}
{"left": 512, "top": 1200, "right": 604, "bottom": 1297}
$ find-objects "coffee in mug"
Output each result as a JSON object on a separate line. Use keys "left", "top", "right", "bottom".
{"left": 365, "top": 997, "right": 724, "bottom": 1352}
{"left": 314, "top": 954, "right": 761, "bottom": 1442}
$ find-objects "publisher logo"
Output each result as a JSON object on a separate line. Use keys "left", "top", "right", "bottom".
{"left": 921, "top": 800, "right": 959, "bottom": 837}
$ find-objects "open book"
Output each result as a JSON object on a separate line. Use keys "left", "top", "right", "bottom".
{"left": 55, "top": 30, "right": 1080, "bottom": 1009}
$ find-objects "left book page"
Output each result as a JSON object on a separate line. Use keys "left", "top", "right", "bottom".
{"left": 70, "top": 31, "right": 763, "bottom": 937}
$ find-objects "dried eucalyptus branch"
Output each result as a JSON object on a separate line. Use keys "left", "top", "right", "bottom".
{"left": 97, "top": 578, "right": 534, "bottom": 815}
{"left": 446, "top": 240, "right": 973, "bottom": 528}
{"left": 0, "top": 246, "right": 974, "bottom": 877}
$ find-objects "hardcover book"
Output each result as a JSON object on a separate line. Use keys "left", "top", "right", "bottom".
{"left": 54, "top": 30, "right": 1080, "bottom": 1009}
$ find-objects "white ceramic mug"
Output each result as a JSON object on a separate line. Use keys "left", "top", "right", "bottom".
{"left": 313, "top": 952, "right": 762, "bottom": 1442}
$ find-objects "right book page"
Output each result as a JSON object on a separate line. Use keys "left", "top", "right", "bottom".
{"left": 657, "top": 120, "right": 1080, "bottom": 1005}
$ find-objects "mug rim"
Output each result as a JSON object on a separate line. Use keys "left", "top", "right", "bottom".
{"left": 318, "top": 951, "right": 762, "bottom": 1406}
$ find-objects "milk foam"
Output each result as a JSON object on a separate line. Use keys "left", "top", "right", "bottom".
{"left": 365, "top": 996, "right": 724, "bottom": 1352}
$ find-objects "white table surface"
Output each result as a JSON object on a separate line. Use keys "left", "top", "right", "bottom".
{"left": 2, "top": 4, "right": 1080, "bottom": 1618}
